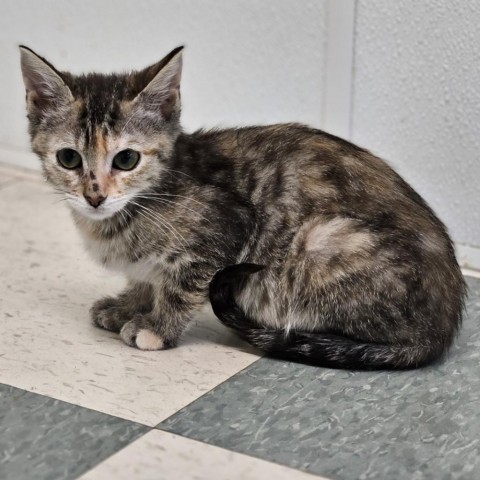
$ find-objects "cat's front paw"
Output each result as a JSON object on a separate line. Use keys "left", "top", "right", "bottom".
{"left": 91, "top": 297, "right": 128, "bottom": 333}
{"left": 120, "top": 314, "right": 165, "bottom": 351}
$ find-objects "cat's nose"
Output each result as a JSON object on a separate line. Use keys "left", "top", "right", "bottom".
{"left": 84, "top": 193, "right": 107, "bottom": 208}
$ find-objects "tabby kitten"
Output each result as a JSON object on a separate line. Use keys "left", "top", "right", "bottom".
{"left": 20, "top": 46, "right": 466, "bottom": 370}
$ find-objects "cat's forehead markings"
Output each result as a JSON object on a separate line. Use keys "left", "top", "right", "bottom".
{"left": 79, "top": 93, "right": 116, "bottom": 151}
{"left": 82, "top": 112, "right": 94, "bottom": 150}
{"left": 94, "top": 127, "right": 109, "bottom": 156}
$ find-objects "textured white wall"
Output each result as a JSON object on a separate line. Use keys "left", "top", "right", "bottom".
{"left": 0, "top": 0, "right": 327, "bottom": 169}
{"left": 352, "top": 0, "right": 480, "bottom": 247}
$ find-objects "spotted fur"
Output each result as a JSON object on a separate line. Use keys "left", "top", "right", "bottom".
{"left": 20, "top": 46, "right": 466, "bottom": 369}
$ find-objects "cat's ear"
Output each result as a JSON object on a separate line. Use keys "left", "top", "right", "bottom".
{"left": 19, "top": 46, "right": 73, "bottom": 114}
{"left": 134, "top": 46, "right": 184, "bottom": 118}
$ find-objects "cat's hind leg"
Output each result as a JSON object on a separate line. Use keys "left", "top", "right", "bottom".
{"left": 209, "top": 216, "right": 463, "bottom": 369}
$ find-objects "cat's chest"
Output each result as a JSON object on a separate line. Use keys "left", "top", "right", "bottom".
{"left": 81, "top": 231, "right": 165, "bottom": 282}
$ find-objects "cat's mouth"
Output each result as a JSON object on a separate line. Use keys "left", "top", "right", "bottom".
{"left": 66, "top": 195, "right": 131, "bottom": 221}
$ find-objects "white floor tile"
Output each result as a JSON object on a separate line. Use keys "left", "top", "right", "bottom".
{"left": 0, "top": 177, "right": 14, "bottom": 188}
{"left": 0, "top": 178, "right": 260, "bottom": 426}
{"left": 462, "top": 268, "right": 480, "bottom": 279}
{"left": 79, "top": 430, "right": 327, "bottom": 480}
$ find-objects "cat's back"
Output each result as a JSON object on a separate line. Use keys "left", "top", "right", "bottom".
{"left": 191, "top": 123, "right": 430, "bottom": 215}
{"left": 192, "top": 123, "right": 366, "bottom": 164}
{"left": 189, "top": 123, "right": 453, "bottom": 252}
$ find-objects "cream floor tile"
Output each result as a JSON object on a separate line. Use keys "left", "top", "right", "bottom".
{"left": 0, "top": 179, "right": 14, "bottom": 189}
{"left": 79, "top": 430, "right": 327, "bottom": 480}
{"left": 0, "top": 176, "right": 15, "bottom": 188}
{"left": 0, "top": 178, "right": 260, "bottom": 426}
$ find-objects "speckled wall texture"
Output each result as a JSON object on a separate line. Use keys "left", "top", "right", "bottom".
{"left": 352, "top": 0, "right": 480, "bottom": 246}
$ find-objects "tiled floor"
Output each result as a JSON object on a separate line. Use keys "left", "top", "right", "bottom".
{"left": 1, "top": 162, "right": 479, "bottom": 480}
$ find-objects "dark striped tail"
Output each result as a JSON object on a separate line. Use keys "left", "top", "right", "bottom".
{"left": 208, "top": 264, "right": 441, "bottom": 370}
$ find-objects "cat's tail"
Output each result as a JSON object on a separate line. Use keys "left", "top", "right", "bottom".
{"left": 209, "top": 264, "right": 443, "bottom": 370}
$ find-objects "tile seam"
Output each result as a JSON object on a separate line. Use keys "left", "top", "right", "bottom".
{"left": 154, "top": 355, "right": 264, "bottom": 429}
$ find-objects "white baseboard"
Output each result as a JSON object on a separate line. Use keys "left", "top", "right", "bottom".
{"left": 456, "top": 244, "right": 480, "bottom": 272}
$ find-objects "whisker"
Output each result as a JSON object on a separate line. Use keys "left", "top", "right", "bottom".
{"left": 53, "top": 198, "right": 69, "bottom": 205}
{"left": 121, "top": 207, "right": 150, "bottom": 244}
{"left": 129, "top": 201, "right": 188, "bottom": 253}
{"left": 140, "top": 192, "right": 208, "bottom": 209}
{"left": 162, "top": 167, "right": 198, "bottom": 183}
{"left": 117, "top": 208, "right": 130, "bottom": 228}
{"left": 142, "top": 208, "right": 189, "bottom": 251}
{"left": 133, "top": 195, "right": 211, "bottom": 224}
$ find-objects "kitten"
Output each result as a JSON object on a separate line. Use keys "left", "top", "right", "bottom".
{"left": 20, "top": 46, "right": 466, "bottom": 369}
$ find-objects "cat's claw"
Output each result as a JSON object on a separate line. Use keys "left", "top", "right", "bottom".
{"left": 120, "top": 316, "right": 165, "bottom": 350}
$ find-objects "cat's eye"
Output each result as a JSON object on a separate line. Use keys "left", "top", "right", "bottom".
{"left": 112, "top": 149, "right": 140, "bottom": 171}
{"left": 56, "top": 149, "right": 82, "bottom": 170}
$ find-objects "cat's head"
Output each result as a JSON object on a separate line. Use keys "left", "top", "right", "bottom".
{"left": 20, "top": 46, "right": 183, "bottom": 220}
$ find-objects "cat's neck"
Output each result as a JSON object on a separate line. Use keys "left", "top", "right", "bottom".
{"left": 71, "top": 208, "right": 133, "bottom": 241}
